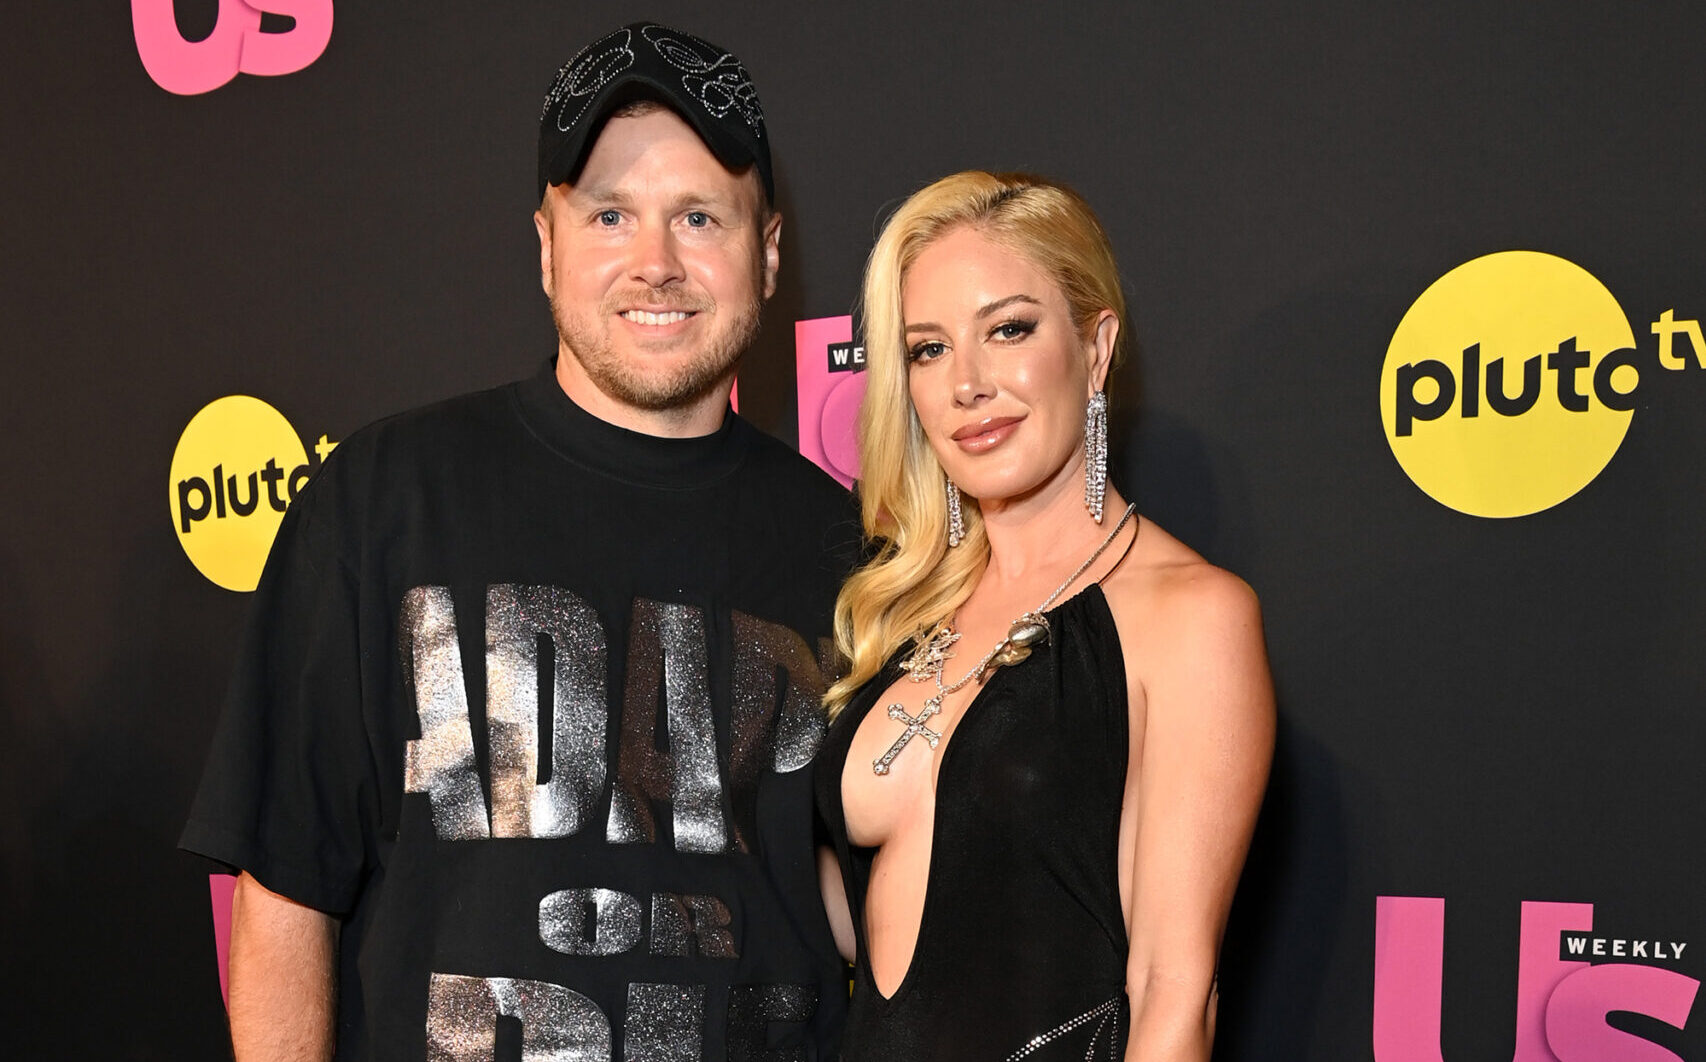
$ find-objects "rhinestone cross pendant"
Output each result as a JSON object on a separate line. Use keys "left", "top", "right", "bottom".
{"left": 872, "top": 696, "right": 943, "bottom": 775}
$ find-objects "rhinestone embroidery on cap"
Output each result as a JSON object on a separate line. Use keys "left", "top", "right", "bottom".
{"left": 543, "top": 28, "right": 637, "bottom": 131}
{"left": 639, "top": 25, "right": 764, "bottom": 133}
{"left": 1003, "top": 995, "right": 1122, "bottom": 1061}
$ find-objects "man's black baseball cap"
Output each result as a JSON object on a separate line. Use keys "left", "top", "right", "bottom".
{"left": 537, "top": 22, "right": 773, "bottom": 202}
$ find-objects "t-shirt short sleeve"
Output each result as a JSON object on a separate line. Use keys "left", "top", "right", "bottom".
{"left": 179, "top": 460, "right": 377, "bottom": 916}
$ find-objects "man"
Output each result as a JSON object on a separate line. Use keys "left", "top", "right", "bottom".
{"left": 182, "top": 22, "right": 854, "bottom": 1061}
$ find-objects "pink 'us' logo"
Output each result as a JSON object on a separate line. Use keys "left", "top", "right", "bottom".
{"left": 131, "top": 0, "right": 333, "bottom": 95}
{"left": 1375, "top": 897, "right": 1699, "bottom": 1061}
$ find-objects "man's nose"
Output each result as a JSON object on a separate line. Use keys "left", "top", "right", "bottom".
{"left": 630, "top": 219, "right": 686, "bottom": 288}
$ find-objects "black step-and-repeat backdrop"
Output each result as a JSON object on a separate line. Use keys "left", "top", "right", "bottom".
{"left": 3, "top": 2, "right": 1703, "bottom": 1058}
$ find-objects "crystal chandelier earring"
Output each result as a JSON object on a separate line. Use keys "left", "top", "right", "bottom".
{"left": 946, "top": 477, "right": 966, "bottom": 547}
{"left": 1084, "top": 391, "right": 1108, "bottom": 522}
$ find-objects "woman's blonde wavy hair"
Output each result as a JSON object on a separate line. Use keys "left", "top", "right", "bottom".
{"left": 825, "top": 171, "right": 1128, "bottom": 718}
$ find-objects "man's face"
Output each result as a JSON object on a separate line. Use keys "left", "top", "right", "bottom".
{"left": 535, "top": 107, "right": 781, "bottom": 418}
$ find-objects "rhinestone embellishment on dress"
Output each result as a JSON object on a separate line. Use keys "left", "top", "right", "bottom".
{"left": 1003, "top": 995, "right": 1122, "bottom": 1061}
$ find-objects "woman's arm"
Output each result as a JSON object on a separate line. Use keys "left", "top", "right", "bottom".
{"left": 1113, "top": 566, "right": 1275, "bottom": 1062}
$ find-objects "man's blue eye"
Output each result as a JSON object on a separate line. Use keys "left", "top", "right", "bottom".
{"left": 685, "top": 211, "right": 710, "bottom": 227}
{"left": 598, "top": 210, "right": 621, "bottom": 226}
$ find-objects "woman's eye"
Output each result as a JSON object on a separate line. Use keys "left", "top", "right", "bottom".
{"left": 597, "top": 210, "right": 621, "bottom": 226}
{"left": 993, "top": 319, "right": 1036, "bottom": 341}
{"left": 908, "top": 341, "right": 947, "bottom": 362}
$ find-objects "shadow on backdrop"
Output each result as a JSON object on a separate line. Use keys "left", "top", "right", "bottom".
{"left": 1215, "top": 714, "right": 1349, "bottom": 1060}
{"left": 12, "top": 529, "right": 235, "bottom": 1059}
{"left": 739, "top": 166, "right": 808, "bottom": 446}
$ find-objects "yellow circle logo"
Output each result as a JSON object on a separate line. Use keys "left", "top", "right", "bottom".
{"left": 1381, "top": 251, "right": 1640, "bottom": 517}
{"left": 169, "top": 396, "right": 310, "bottom": 591}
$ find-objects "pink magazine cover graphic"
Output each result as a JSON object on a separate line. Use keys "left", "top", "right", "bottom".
{"left": 795, "top": 316, "right": 867, "bottom": 488}
{"left": 209, "top": 873, "right": 236, "bottom": 1008}
{"left": 1374, "top": 896, "right": 1698, "bottom": 1061}
{"left": 132, "top": 0, "right": 333, "bottom": 95}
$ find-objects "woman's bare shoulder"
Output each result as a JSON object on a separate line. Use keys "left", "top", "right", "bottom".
{"left": 1100, "top": 516, "right": 1270, "bottom": 715}
{"left": 1102, "top": 517, "right": 1259, "bottom": 626}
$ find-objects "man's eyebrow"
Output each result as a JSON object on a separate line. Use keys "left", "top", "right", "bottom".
{"left": 905, "top": 293, "right": 1042, "bottom": 334}
{"left": 666, "top": 191, "right": 745, "bottom": 217}
{"left": 569, "top": 184, "right": 633, "bottom": 207}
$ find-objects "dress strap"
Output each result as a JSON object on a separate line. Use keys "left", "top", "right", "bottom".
{"left": 1096, "top": 513, "right": 1141, "bottom": 585}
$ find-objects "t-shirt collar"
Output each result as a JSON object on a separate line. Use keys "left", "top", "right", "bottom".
{"left": 513, "top": 358, "right": 749, "bottom": 488}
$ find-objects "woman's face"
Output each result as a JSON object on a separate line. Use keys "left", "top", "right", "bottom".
{"left": 902, "top": 225, "right": 1111, "bottom": 509}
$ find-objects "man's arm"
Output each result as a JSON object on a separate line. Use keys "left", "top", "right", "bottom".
{"left": 228, "top": 871, "right": 339, "bottom": 1062}
{"left": 817, "top": 845, "right": 856, "bottom": 964}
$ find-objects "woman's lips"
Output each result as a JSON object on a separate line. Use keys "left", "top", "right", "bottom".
{"left": 951, "top": 415, "right": 1023, "bottom": 453}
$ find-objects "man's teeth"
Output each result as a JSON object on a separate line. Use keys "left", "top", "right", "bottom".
{"left": 622, "top": 310, "right": 691, "bottom": 325}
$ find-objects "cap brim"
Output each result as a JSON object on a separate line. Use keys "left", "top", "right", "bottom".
{"left": 538, "top": 73, "right": 767, "bottom": 199}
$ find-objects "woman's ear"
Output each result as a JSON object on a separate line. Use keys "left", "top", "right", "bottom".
{"left": 1087, "top": 310, "right": 1119, "bottom": 393}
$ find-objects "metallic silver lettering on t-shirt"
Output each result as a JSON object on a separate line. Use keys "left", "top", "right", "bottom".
{"left": 623, "top": 982, "right": 705, "bottom": 1062}
{"left": 486, "top": 584, "right": 608, "bottom": 839}
{"left": 648, "top": 892, "right": 738, "bottom": 958}
{"left": 723, "top": 612, "right": 829, "bottom": 850}
{"left": 606, "top": 599, "right": 728, "bottom": 853}
{"left": 539, "top": 887, "right": 642, "bottom": 956}
{"left": 818, "top": 636, "right": 844, "bottom": 685}
{"left": 730, "top": 611, "right": 828, "bottom": 773}
{"left": 401, "top": 586, "right": 492, "bottom": 840}
{"left": 425, "top": 972, "right": 611, "bottom": 1061}
{"left": 648, "top": 892, "right": 692, "bottom": 956}
{"left": 726, "top": 983, "right": 818, "bottom": 1062}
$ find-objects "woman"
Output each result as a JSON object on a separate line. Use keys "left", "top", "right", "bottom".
{"left": 815, "top": 172, "right": 1275, "bottom": 1061}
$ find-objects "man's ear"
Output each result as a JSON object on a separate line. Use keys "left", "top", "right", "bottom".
{"left": 760, "top": 211, "right": 783, "bottom": 300}
{"left": 534, "top": 194, "right": 556, "bottom": 298}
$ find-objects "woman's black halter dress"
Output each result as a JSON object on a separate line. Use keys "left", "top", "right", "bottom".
{"left": 816, "top": 584, "right": 1131, "bottom": 1061}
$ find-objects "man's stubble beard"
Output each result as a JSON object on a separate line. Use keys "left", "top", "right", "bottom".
{"left": 550, "top": 285, "right": 765, "bottom": 413}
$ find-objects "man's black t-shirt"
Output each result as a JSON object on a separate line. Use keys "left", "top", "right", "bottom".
{"left": 182, "top": 362, "right": 857, "bottom": 1060}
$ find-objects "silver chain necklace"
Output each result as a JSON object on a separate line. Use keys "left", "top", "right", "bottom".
{"left": 871, "top": 503, "right": 1138, "bottom": 776}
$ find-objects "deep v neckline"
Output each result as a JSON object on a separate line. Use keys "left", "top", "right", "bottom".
{"left": 839, "top": 584, "right": 1109, "bottom": 1003}
{"left": 817, "top": 578, "right": 1136, "bottom": 1061}
{"left": 842, "top": 652, "right": 1018, "bottom": 1002}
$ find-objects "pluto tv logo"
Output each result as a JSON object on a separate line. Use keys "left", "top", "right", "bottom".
{"left": 131, "top": 0, "right": 333, "bottom": 95}
{"left": 168, "top": 395, "right": 335, "bottom": 591}
{"left": 1375, "top": 897, "right": 1698, "bottom": 1061}
{"left": 1380, "top": 251, "right": 1704, "bottom": 517}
